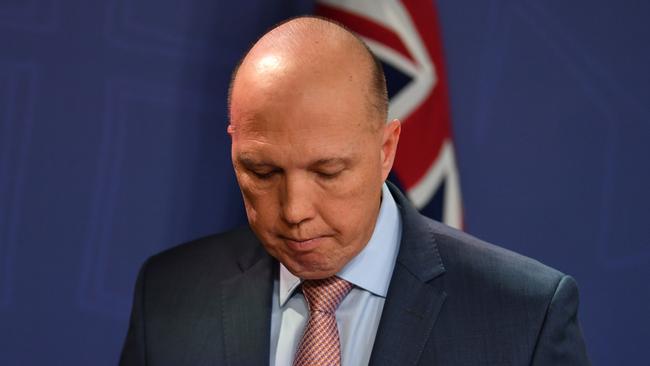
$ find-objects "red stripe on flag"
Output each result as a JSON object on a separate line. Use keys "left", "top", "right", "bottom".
{"left": 391, "top": 0, "right": 454, "bottom": 189}
{"left": 393, "top": 93, "right": 450, "bottom": 188}
{"left": 315, "top": 4, "right": 416, "bottom": 63}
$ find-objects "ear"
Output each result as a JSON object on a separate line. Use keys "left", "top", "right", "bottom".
{"left": 380, "top": 119, "right": 401, "bottom": 181}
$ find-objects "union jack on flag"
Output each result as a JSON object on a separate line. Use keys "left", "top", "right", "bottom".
{"left": 316, "top": 0, "right": 464, "bottom": 228}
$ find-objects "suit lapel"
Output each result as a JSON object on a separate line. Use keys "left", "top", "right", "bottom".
{"left": 221, "top": 245, "right": 275, "bottom": 366}
{"left": 369, "top": 183, "right": 447, "bottom": 366}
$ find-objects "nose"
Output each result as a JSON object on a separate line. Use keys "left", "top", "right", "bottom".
{"left": 280, "top": 173, "right": 316, "bottom": 226}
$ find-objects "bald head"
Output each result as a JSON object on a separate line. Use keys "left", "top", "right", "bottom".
{"left": 228, "top": 16, "right": 388, "bottom": 129}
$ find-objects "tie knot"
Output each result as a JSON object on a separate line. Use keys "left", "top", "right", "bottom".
{"left": 301, "top": 277, "right": 353, "bottom": 314}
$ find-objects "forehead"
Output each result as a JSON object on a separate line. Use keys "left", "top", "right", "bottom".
{"left": 230, "top": 43, "right": 376, "bottom": 123}
{"left": 229, "top": 39, "right": 382, "bottom": 165}
{"left": 232, "top": 115, "right": 368, "bottom": 165}
{"left": 231, "top": 81, "right": 377, "bottom": 160}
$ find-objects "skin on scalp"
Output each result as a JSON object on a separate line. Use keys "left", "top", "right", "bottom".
{"left": 229, "top": 17, "right": 401, "bottom": 279}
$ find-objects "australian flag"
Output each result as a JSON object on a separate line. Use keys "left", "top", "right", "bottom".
{"left": 316, "top": 0, "right": 464, "bottom": 229}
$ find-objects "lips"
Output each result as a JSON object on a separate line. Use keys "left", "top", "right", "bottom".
{"left": 281, "top": 235, "right": 328, "bottom": 252}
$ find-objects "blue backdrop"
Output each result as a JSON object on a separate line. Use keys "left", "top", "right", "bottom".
{"left": 0, "top": 1, "right": 648, "bottom": 364}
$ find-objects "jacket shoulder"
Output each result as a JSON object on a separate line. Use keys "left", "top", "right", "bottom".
{"left": 428, "top": 218, "right": 565, "bottom": 297}
{"left": 415, "top": 218, "right": 589, "bottom": 365}
{"left": 122, "top": 226, "right": 268, "bottom": 365}
{"left": 144, "top": 226, "right": 264, "bottom": 283}
{"left": 415, "top": 218, "right": 579, "bottom": 364}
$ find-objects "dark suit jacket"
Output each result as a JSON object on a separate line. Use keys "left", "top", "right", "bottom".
{"left": 120, "top": 184, "right": 590, "bottom": 365}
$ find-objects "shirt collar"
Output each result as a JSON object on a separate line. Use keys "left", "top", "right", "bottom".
{"left": 279, "top": 183, "right": 402, "bottom": 306}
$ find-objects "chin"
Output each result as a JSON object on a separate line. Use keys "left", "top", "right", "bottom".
{"left": 298, "top": 270, "right": 338, "bottom": 280}
{"left": 285, "top": 260, "right": 340, "bottom": 280}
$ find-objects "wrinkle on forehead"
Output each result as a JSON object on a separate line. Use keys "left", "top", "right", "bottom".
{"left": 233, "top": 119, "right": 365, "bottom": 165}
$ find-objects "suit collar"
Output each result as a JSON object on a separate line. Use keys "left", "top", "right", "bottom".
{"left": 236, "top": 236, "right": 270, "bottom": 271}
{"left": 369, "top": 182, "right": 447, "bottom": 366}
{"left": 221, "top": 234, "right": 275, "bottom": 366}
{"left": 388, "top": 181, "right": 445, "bottom": 281}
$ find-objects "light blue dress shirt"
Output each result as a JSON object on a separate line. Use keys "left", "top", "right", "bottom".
{"left": 270, "top": 183, "right": 403, "bottom": 366}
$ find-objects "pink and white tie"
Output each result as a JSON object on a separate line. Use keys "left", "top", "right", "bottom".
{"left": 293, "top": 277, "right": 353, "bottom": 366}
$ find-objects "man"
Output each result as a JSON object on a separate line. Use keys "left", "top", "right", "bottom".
{"left": 120, "top": 17, "right": 590, "bottom": 365}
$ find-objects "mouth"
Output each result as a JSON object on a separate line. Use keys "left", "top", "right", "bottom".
{"left": 280, "top": 235, "right": 328, "bottom": 252}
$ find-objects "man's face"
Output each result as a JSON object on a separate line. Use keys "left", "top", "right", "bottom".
{"left": 230, "top": 61, "right": 399, "bottom": 279}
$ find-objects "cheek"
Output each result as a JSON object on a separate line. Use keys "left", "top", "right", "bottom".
{"left": 320, "top": 182, "right": 380, "bottom": 234}
{"left": 238, "top": 179, "right": 276, "bottom": 226}
{"left": 240, "top": 184, "right": 282, "bottom": 254}
{"left": 237, "top": 171, "right": 276, "bottom": 203}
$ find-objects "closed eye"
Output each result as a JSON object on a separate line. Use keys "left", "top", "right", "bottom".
{"left": 309, "top": 158, "right": 349, "bottom": 180}
{"left": 251, "top": 169, "right": 278, "bottom": 180}
{"left": 317, "top": 170, "right": 343, "bottom": 180}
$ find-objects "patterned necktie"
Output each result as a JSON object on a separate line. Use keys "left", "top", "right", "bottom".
{"left": 293, "top": 276, "right": 353, "bottom": 366}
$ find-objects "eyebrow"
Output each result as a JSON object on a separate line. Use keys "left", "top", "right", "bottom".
{"left": 308, "top": 158, "right": 350, "bottom": 169}
{"left": 236, "top": 155, "right": 276, "bottom": 169}
{"left": 236, "top": 155, "right": 351, "bottom": 170}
